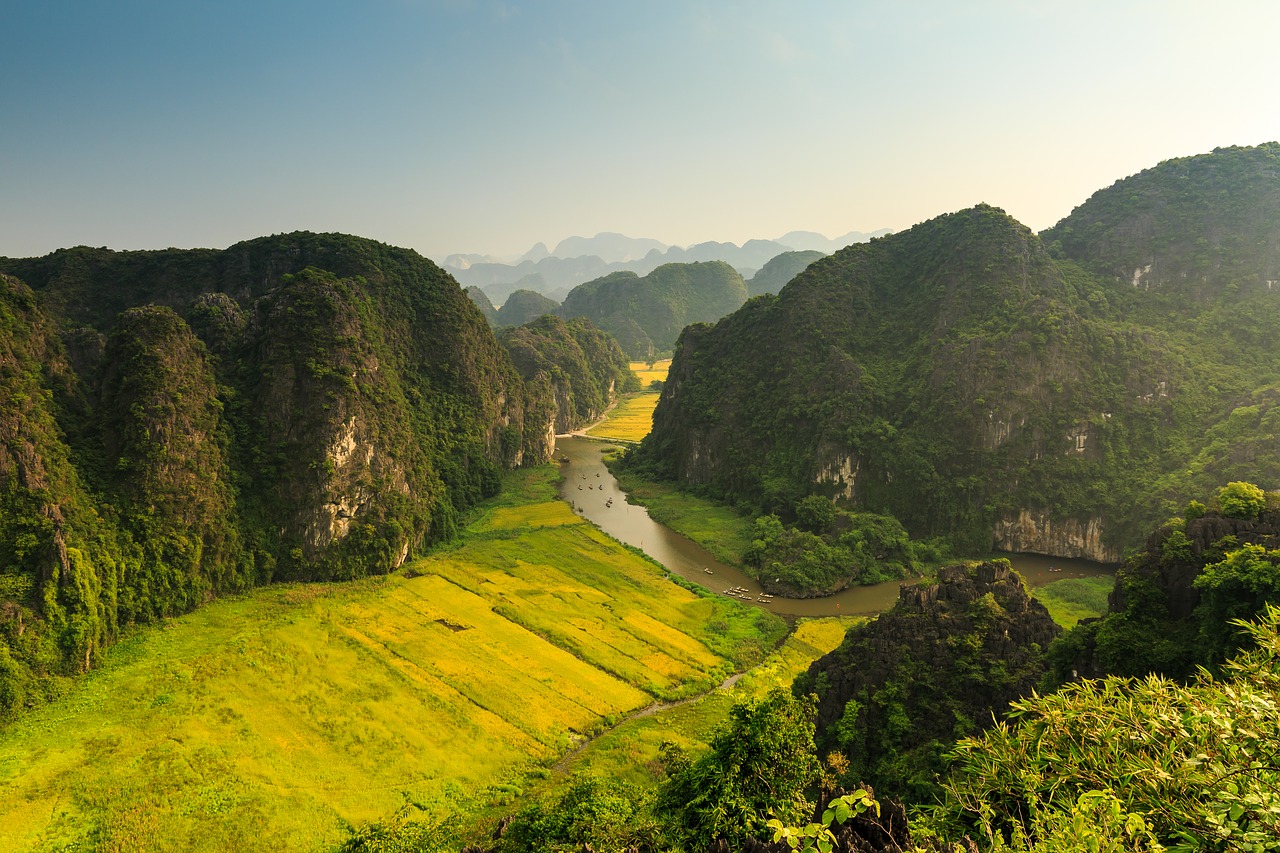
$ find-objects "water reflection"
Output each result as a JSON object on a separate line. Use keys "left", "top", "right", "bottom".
{"left": 555, "top": 436, "right": 1115, "bottom": 618}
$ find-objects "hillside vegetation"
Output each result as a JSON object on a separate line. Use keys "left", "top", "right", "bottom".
{"left": 0, "top": 233, "right": 631, "bottom": 717}
{"left": 560, "top": 261, "right": 749, "bottom": 360}
{"left": 634, "top": 144, "right": 1280, "bottom": 564}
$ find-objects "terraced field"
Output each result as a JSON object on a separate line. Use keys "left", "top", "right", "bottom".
{"left": 0, "top": 468, "right": 782, "bottom": 853}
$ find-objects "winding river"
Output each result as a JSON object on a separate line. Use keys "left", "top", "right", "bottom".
{"left": 555, "top": 436, "right": 1115, "bottom": 617}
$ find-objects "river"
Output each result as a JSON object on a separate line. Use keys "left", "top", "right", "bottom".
{"left": 555, "top": 435, "right": 1115, "bottom": 618}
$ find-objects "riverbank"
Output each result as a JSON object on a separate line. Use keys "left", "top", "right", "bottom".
{"left": 557, "top": 436, "right": 1117, "bottom": 620}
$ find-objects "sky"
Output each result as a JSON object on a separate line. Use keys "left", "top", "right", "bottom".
{"left": 4, "top": 0, "right": 1280, "bottom": 262}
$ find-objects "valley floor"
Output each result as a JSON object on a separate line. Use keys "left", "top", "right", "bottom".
{"left": 0, "top": 467, "right": 790, "bottom": 852}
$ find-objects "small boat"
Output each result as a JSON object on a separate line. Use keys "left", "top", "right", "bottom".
{"left": 703, "top": 567, "right": 713, "bottom": 574}
{"left": 560, "top": 456, "right": 569, "bottom": 463}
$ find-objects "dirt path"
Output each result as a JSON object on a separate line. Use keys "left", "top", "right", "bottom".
{"left": 551, "top": 671, "right": 748, "bottom": 773}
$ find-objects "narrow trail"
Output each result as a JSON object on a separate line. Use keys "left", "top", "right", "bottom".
{"left": 551, "top": 670, "right": 750, "bottom": 773}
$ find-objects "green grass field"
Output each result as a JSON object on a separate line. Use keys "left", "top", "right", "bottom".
{"left": 0, "top": 467, "right": 783, "bottom": 853}
{"left": 608, "top": 464, "right": 757, "bottom": 568}
{"left": 1033, "top": 575, "right": 1115, "bottom": 627}
{"left": 586, "top": 393, "right": 661, "bottom": 443}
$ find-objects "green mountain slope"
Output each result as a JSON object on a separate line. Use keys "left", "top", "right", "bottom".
{"left": 745, "top": 250, "right": 825, "bottom": 297}
{"left": 0, "top": 233, "right": 563, "bottom": 716}
{"left": 495, "top": 288, "right": 560, "bottom": 327}
{"left": 499, "top": 315, "right": 636, "bottom": 434}
{"left": 560, "top": 261, "right": 748, "bottom": 359}
{"left": 633, "top": 147, "right": 1280, "bottom": 560}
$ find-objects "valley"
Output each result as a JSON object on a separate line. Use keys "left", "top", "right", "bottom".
{"left": 2, "top": 142, "right": 1280, "bottom": 851}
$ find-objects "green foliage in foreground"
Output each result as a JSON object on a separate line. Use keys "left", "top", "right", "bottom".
{"left": 933, "top": 606, "right": 1280, "bottom": 852}
{"left": 657, "top": 688, "right": 820, "bottom": 847}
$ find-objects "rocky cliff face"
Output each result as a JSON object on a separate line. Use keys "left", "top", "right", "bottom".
{"left": 992, "top": 509, "right": 1120, "bottom": 563}
{"left": 0, "top": 233, "right": 557, "bottom": 714}
{"left": 499, "top": 314, "right": 633, "bottom": 435}
{"left": 795, "top": 560, "right": 1060, "bottom": 798}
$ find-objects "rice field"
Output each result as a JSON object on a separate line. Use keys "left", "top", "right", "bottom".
{"left": 629, "top": 359, "right": 671, "bottom": 388}
{"left": 582, "top": 360, "right": 672, "bottom": 443}
{"left": 586, "top": 393, "right": 661, "bottom": 443}
{"left": 0, "top": 467, "right": 782, "bottom": 852}
{"left": 541, "top": 617, "right": 859, "bottom": 788}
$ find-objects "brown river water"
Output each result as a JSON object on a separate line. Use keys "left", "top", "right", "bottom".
{"left": 555, "top": 436, "right": 1116, "bottom": 618}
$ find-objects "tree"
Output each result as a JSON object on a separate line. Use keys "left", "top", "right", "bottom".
{"left": 1216, "top": 481, "right": 1266, "bottom": 520}
{"left": 657, "top": 688, "right": 820, "bottom": 848}
{"left": 795, "top": 495, "right": 837, "bottom": 534}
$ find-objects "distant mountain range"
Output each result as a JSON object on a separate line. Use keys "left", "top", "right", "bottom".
{"left": 442, "top": 229, "right": 891, "bottom": 302}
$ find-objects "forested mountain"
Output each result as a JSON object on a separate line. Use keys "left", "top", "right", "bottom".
{"left": 746, "top": 250, "right": 826, "bottom": 297}
{"left": 494, "top": 288, "right": 560, "bottom": 327}
{"left": 634, "top": 144, "right": 1280, "bottom": 561}
{"left": 0, "top": 232, "right": 598, "bottom": 716}
{"left": 498, "top": 315, "right": 637, "bottom": 434}
{"left": 560, "top": 261, "right": 748, "bottom": 359}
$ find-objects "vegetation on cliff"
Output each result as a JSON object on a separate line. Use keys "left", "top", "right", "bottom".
{"left": 634, "top": 145, "right": 1280, "bottom": 561}
{"left": 0, "top": 232, "right": 557, "bottom": 715}
{"left": 794, "top": 560, "right": 1060, "bottom": 802}
{"left": 1048, "top": 482, "right": 1280, "bottom": 685}
{"left": 498, "top": 314, "right": 636, "bottom": 434}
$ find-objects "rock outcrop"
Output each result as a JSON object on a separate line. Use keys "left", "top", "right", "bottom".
{"left": 795, "top": 560, "right": 1060, "bottom": 799}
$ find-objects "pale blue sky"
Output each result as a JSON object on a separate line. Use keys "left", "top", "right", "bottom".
{"left": 3, "top": 1, "right": 1278, "bottom": 261}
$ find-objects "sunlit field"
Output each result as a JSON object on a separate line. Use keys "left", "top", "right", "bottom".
{"left": 583, "top": 360, "right": 671, "bottom": 443}
{"left": 629, "top": 359, "right": 671, "bottom": 388}
{"left": 540, "top": 617, "right": 858, "bottom": 788}
{"left": 0, "top": 467, "right": 782, "bottom": 853}
{"left": 587, "top": 392, "right": 661, "bottom": 443}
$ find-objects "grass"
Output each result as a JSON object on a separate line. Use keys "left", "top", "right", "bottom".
{"left": 0, "top": 466, "right": 783, "bottom": 853}
{"left": 513, "top": 617, "right": 859, "bottom": 797}
{"left": 1033, "top": 575, "right": 1116, "bottom": 627}
{"left": 608, "top": 463, "right": 757, "bottom": 568}
{"left": 583, "top": 360, "right": 671, "bottom": 444}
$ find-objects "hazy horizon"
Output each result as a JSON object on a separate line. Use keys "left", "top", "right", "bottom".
{"left": 5, "top": 2, "right": 1280, "bottom": 261}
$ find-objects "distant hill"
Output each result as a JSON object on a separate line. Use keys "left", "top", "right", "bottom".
{"left": 560, "top": 261, "right": 748, "bottom": 360}
{"left": 444, "top": 230, "right": 890, "bottom": 300}
{"left": 631, "top": 144, "right": 1280, "bottom": 563}
{"left": 495, "top": 288, "right": 560, "bottom": 327}
{"left": 551, "top": 232, "right": 667, "bottom": 263}
{"left": 465, "top": 285, "right": 498, "bottom": 323}
{"left": 746, "top": 250, "right": 826, "bottom": 297}
{"left": 776, "top": 229, "right": 893, "bottom": 253}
